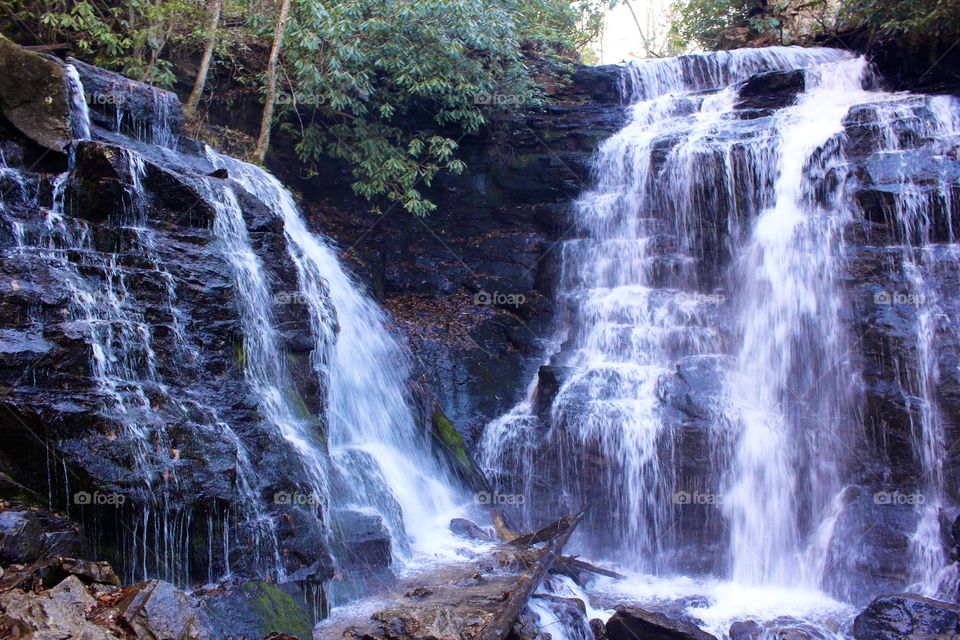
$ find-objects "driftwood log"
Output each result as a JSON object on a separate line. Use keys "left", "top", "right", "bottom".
{"left": 317, "top": 511, "right": 585, "bottom": 640}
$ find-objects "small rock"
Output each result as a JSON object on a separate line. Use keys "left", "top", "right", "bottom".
{"left": 606, "top": 605, "right": 718, "bottom": 640}
{"left": 450, "top": 517, "right": 494, "bottom": 541}
{"left": 590, "top": 617, "right": 608, "bottom": 639}
{"left": 729, "top": 619, "right": 762, "bottom": 640}
{"left": 58, "top": 557, "right": 122, "bottom": 586}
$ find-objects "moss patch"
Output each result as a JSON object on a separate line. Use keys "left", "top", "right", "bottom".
{"left": 239, "top": 581, "right": 313, "bottom": 640}
{"left": 431, "top": 404, "right": 489, "bottom": 492}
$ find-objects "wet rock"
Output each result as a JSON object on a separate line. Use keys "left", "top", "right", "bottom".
{"left": 68, "top": 57, "right": 184, "bottom": 143}
{"left": 736, "top": 69, "right": 805, "bottom": 114}
{"left": 58, "top": 557, "right": 122, "bottom": 586}
{"left": 331, "top": 509, "right": 392, "bottom": 573}
{"left": 606, "top": 605, "right": 718, "bottom": 640}
{"left": 508, "top": 609, "right": 547, "bottom": 640}
{"left": 0, "top": 35, "right": 71, "bottom": 152}
{"left": 821, "top": 486, "right": 917, "bottom": 605}
{"left": 590, "top": 618, "right": 607, "bottom": 640}
{"left": 729, "top": 619, "right": 762, "bottom": 640}
{"left": 201, "top": 581, "right": 314, "bottom": 640}
{"left": 450, "top": 517, "right": 494, "bottom": 542}
{"left": 0, "top": 508, "right": 81, "bottom": 565}
{"left": 118, "top": 579, "right": 211, "bottom": 640}
{"left": 853, "top": 593, "right": 960, "bottom": 639}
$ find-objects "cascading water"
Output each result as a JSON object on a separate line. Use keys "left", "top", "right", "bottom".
{"left": 205, "top": 152, "right": 469, "bottom": 573}
{"left": 481, "top": 46, "right": 960, "bottom": 635}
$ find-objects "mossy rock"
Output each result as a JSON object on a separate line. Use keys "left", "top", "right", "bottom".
{"left": 203, "top": 581, "right": 314, "bottom": 640}
{"left": 431, "top": 404, "right": 490, "bottom": 493}
{"left": 0, "top": 35, "right": 71, "bottom": 152}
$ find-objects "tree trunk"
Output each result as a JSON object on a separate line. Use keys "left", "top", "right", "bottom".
{"left": 252, "top": 0, "right": 292, "bottom": 165}
{"left": 184, "top": 0, "right": 223, "bottom": 119}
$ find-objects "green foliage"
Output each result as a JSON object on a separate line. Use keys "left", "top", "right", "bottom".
{"left": 282, "top": 0, "right": 612, "bottom": 215}
{"left": 1, "top": 0, "right": 612, "bottom": 214}
{"left": 669, "top": 0, "right": 757, "bottom": 50}
{"left": 838, "top": 0, "right": 960, "bottom": 43}
{"left": 670, "top": 0, "right": 960, "bottom": 52}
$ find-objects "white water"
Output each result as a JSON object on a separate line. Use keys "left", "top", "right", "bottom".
{"left": 723, "top": 56, "right": 872, "bottom": 587}
{"left": 64, "top": 64, "right": 91, "bottom": 141}
{"left": 205, "top": 151, "right": 470, "bottom": 570}
{"left": 480, "top": 46, "right": 960, "bottom": 636}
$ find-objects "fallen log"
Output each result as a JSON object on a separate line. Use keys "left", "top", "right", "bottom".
{"left": 318, "top": 510, "right": 585, "bottom": 640}
{"left": 554, "top": 555, "right": 626, "bottom": 581}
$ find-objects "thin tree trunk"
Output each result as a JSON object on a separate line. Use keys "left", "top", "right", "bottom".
{"left": 252, "top": 0, "right": 292, "bottom": 165}
{"left": 185, "top": 0, "right": 223, "bottom": 118}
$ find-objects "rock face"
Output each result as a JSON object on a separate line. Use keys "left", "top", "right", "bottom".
{"left": 853, "top": 594, "right": 960, "bottom": 639}
{"left": 0, "top": 34, "right": 71, "bottom": 151}
{"left": 0, "top": 39, "right": 335, "bottom": 592}
{"left": 605, "top": 606, "right": 718, "bottom": 640}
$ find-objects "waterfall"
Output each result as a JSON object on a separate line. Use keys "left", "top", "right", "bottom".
{"left": 205, "top": 152, "right": 468, "bottom": 568}
{"left": 723, "top": 56, "right": 872, "bottom": 587}
{"left": 480, "top": 44, "right": 960, "bottom": 630}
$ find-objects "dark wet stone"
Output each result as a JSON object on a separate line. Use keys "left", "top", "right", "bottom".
{"left": 331, "top": 509, "right": 392, "bottom": 573}
{"left": 0, "top": 509, "right": 81, "bottom": 565}
{"left": 606, "top": 605, "right": 718, "bottom": 640}
{"left": 450, "top": 517, "right": 494, "bottom": 541}
{"left": 736, "top": 69, "right": 805, "bottom": 114}
{"left": 0, "top": 35, "right": 71, "bottom": 152}
{"left": 853, "top": 593, "right": 960, "bottom": 640}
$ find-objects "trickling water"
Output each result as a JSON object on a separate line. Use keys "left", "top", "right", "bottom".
{"left": 481, "top": 45, "right": 960, "bottom": 633}
{"left": 65, "top": 64, "right": 92, "bottom": 141}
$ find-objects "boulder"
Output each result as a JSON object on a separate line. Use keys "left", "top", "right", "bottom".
{"left": 853, "top": 593, "right": 960, "bottom": 640}
{"left": 606, "top": 606, "right": 718, "bottom": 640}
{"left": 68, "top": 56, "right": 184, "bottom": 143}
{"left": 0, "top": 508, "right": 81, "bottom": 565}
{"left": 0, "top": 578, "right": 114, "bottom": 640}
{"left": 331, "top": 509, "right": 392, "bottom": 572}
{"left": 0, "top": 35, "right": 71, "bottom": 152}
{"left": 118, "top": 579, "right": 211, "bottom": 640}
{"left": 729, "top": 619, "right": 762, "bottom": 640}
{"left": 201, "top": 581, "right": 315, "bottom": 640}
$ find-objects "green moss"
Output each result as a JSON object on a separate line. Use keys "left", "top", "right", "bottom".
{"left": 433, "top": 407, "right": 473, "bottom": 471}
{"left": 233, "top": 341, "right": 246, "bottom": 367}
{"left": 240, "top": 581, "right": 313, "bottom": 640}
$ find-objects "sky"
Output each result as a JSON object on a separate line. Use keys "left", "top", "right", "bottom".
{"left": 595, "top": 0, "right": 675, "bottom": 63}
